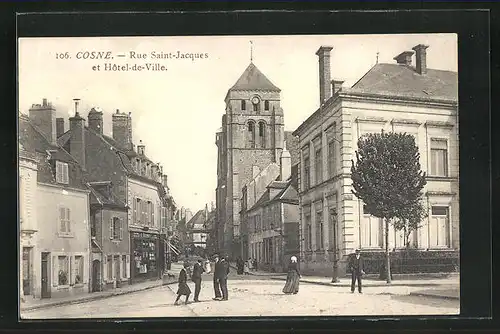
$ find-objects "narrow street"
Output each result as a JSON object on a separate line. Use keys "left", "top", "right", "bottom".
{"left": 22, "top": 271, "right": 459, "bottom": 319}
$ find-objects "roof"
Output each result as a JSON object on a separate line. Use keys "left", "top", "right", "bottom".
{"left": 88, "top": 182, "right": 127, "bottom": 209}
{"left": 350, "top": 63, "right": 458, "bottom": 102}
{"left": 187, "top": 210, "right": 205, "bottom": 230}
{"left": 229, "top": 62, "right": 281, "bottom": 92}
{"left": 293, "top": 63, "right": 458, "bottom": 137}
{"left": 248, "top": 178, "right": 299, "bottom": 211}
{"left": 18, "top": 114, "right": 87, "bottom": 189}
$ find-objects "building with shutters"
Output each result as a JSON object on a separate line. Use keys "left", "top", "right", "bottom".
{"left": 293, "top": 44, "right": 459, "bottom": 276}
{"left": 19, "top": 103, "right": 91, "bottom": 300}
{"left": 57, "top": 106, "right": 173, "bottom": 286}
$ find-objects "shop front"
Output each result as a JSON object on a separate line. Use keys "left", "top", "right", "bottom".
{"left": 130, "top": 231, "right": 162, "bottom": 283}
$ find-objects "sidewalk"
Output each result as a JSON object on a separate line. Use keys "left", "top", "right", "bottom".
{"left": 410, "top": 285, "right": 460, "bottom": 300}
{"left": 230, "top": 263, "right": 459, "bottom": 288}
{"left": 21, "top": 275, "right": 177, "bottom": 312}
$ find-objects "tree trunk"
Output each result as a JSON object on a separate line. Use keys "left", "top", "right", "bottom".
{"left": 385, "top": 218, "right": 392, "bottom": 284}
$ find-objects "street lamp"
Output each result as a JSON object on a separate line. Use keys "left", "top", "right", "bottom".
{"left": 330, "top": 207, "right": 340, "bottom": 283}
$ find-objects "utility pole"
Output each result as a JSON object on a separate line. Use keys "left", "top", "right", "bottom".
{"left": 330, "top": 207, "right": 340, "bottom": 283}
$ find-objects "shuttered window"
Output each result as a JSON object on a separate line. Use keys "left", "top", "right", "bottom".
{"left": 55, "top": 161, "right": 69, "bottom": 184}
{"left": 59, "top": 207, "right": 71, "bottom": 234}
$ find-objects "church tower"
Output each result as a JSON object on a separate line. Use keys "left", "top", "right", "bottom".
{"left": 216, "top": 61, "right": 285, "bottom": 257}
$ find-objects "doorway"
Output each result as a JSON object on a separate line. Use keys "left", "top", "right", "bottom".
{"left": 41, "top": 252, "right": 51, "bottom": 299}
{"left": 91, "top": 260, "right": 101, "bottom": 292}
{"left": 22, "top": 247, "right": 31, "bottom": 296}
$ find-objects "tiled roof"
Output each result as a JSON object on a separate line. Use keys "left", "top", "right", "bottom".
{"left": 187, "top": 210, "right": 205, "bottom": 230}
{"left": 230, "top": 62, "right": 281, "bottom": 92}
{"left": 350, "top": 63, "right": 458, "bottom": 102}
{"left": 19, "top": 115, "right": 87, "bottom": 189}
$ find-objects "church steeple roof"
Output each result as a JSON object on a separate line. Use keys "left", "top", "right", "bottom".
{"left": 230, "top": 62, "right": 281, "bottom": 92}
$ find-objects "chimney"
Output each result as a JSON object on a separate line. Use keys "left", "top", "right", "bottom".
{"left": 69, "top": 99, "right": 86, "bottom": 169}
{"left": 88, "top": 107, "right": 104, "bottom": 134}
{"left": 112, "top": 109, "right": 133, "bottom": 150}
{"left": 393, "top": 51, "right": 414, "bottom": 66}
{"left": 28, "top": 98, "right": 57, "bottom": 145}
{"left": 331, "top": 79, "right": 344, "bottom": 95}
{"left": 316, "top": 46, "right": 334, "bottom": 106}
{"left": 412, "top": 44, "right": 429, "bottom": 75}
{"left": 137, "top": 140, "right": 145, "bottom": 156}
{"left": 280, "top": 141, "right": 292, "bottom": 181}
{"left": 56, "top": 118, "right": 65, "bottom": 138}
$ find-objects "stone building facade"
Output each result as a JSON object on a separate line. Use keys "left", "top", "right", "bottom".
{"left": 216, "top": 62, "right": 285, "bottom": 258}
{"left": 293, "top": 45, "right": 459, "bottom": 276}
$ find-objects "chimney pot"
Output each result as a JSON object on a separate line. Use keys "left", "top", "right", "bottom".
{"left": 316, "top": 46, "right": 334, "bottom": 106}
{"left": 42, "top": 98, "right": 47, "bottom": 106}
{"left": 393, "top": 51, "right": 414, "bottom": 66}
{"left": 69, "top": 112, "right": 86, "bottom": 169}
{"left": 412, "top": 44, "right": 429, "bottom": 75}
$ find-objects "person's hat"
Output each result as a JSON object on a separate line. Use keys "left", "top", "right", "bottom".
{"left": 355, "top": 248, "right": 361, "bottom": 253}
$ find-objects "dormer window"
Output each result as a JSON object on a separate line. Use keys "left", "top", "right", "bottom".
{"left": 56, "top": 161, "right": 69, "bottom": 184}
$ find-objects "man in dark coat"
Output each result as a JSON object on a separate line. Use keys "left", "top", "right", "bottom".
{"left": 215, "top": 255, "right": 230, "bottom": 301}
{"left": 192, "top": 259, "right": 205, "bottom": 302}
{"left": 212, "top": 254, "right": 222, "bottom": 300}
{"left": 348, "top": 249, "right": 365, "bottom": 293}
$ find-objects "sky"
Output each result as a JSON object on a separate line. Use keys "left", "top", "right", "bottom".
{"left": 18, "top": 34, "right": 457, "bottom": 213}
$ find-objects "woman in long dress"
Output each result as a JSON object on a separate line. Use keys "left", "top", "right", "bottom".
{"left": 282, "top": 256, "right": 301, "bottom": 294}
{"left": 174, "top": 262, "right": 192, "bottom": 305}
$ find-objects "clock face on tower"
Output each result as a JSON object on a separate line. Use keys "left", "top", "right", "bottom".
{"left": 251, "top": 97, "right": 259, "bottom": 105}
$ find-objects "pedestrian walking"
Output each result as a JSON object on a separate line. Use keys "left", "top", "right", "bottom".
{"left": 212, "top": 254, "right": 222, "bottom": 300}
{"left": 348, "top": 249, "right": 365, "bottom": 294}
{"left": 174, "top": 261, "right": 191, "bottom": 305}
{"left": 282, "top": 256, "right": 301, "bottom": 294}
{"left": 215, "top": 255, "right": 230, "bottom": 301}
{"left": 192, "top": 259, "right": 205, "bottom": 302}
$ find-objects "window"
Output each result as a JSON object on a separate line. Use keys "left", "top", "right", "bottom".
{"left": 248, "top": 122, "right": 255, "bottom": 148}
{"left": 59, "top": 207, "right": 71, "bottom": 234}
{"left": 55, "top": 161, "right": 69, "bottom": 184}
{"left": 315, "top": 149, "right": 323, "bottom": 184}
{"left": 133, "top": 198, "right": 139, "bottom": 224}
{"left": 111, "top": 217, "right": 123, "bottom": 240}
{"left": 58, "top": 256, "right": 69, "bottom": 286}
{"left": 316, "top": 210, "right": 324, "bottom": 250}
{"left": 429, "top": 206, "right": 450, "bottom": 247}
{"left": 74, "top": 256, "right": 84, "bottom": 284}
{"left": 241, "top": 100, "right": 246, "bottom": 110}
{"left": 430, "top": 139, "right": 448, "bottom": 176}
{"left": 253, "top": 102, "right": 260, "bottom": 112}
{"left": 264, "top": 100, "right": 270, "bottom": 111}
{"left": 305, "top": 215, "right": 312, "bottom": 250}
{"left": 122, "top": 255, "right": 127, "bottom": 278}
{"left": 360, "top": 205, "right": 383, "bottom": 248}
{"left": 328, "top": 140, "right": 335, "bottom": 178}
{"left": 258, "top": 122, "right": 266, "bottom": 148}
{"left": 107, "top": 255, "right": 113, "bottom": 280}
{"left": 161, "top": 207, "right": 168, "bottom": 229}
{"left": 304, "top": 157, "right": 311, "bottom": 190}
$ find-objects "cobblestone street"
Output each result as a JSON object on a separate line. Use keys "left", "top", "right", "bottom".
{"left": 21, "top": 274, "right": 459, "bottom": 319}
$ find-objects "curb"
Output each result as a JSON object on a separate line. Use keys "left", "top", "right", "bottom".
{"left": 409, "top": 292, "right": 460, "bottom": 301}
{"left": 21, "top": 280, "right": 177, "bottom": 312}
{"left": 270, "top": 277, "right": 445, "bottom": 288}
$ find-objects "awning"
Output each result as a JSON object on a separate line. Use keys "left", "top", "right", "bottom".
{"left": 168, "top": 241, "right": 180, "bottom": 255}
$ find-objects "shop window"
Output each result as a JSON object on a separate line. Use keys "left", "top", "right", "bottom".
{"left": 74, "top": 256, "right": 84, "bottom": 284}
{"left": 58, "top": 256, "right": 69, "bottom": 286}
{"left": 56, "top": 161, "right": 69, "bottom": 184}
